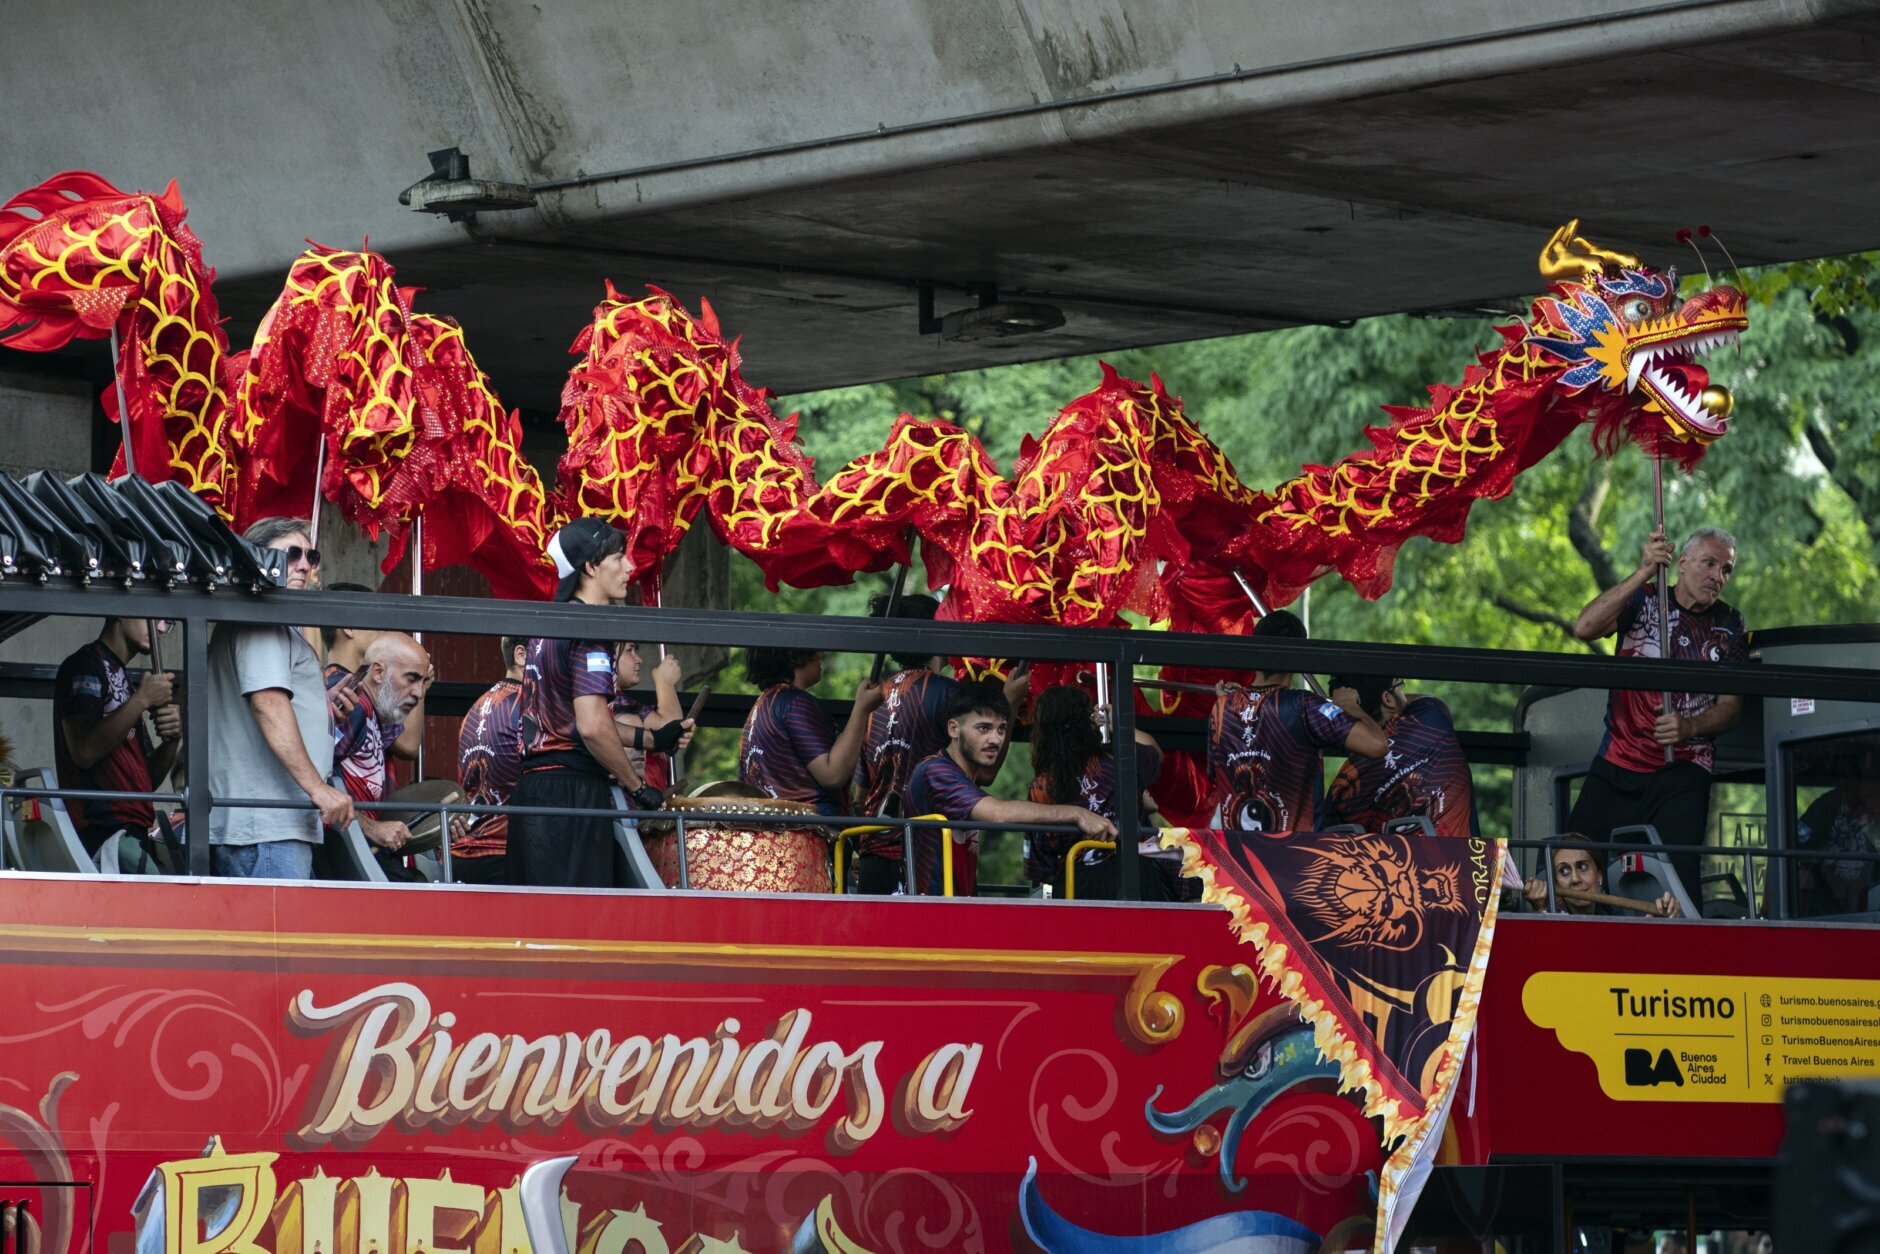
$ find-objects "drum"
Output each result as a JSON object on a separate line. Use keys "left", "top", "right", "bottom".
{"left": 641, "top": 792, "right": 832, "bottom": 893}
{"left": 376, "top": 779, "right": 466, "bottom": 855}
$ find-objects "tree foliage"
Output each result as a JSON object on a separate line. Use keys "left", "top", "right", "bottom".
{"left": 679, "top": 255, "right": 1880, "bottom": 869}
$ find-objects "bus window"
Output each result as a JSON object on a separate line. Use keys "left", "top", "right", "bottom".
{"left": 1788, "top": 733, "right": 1880, "bottom": 919}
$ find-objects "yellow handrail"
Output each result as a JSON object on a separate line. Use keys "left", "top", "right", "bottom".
{"left": 833, "top": 822, "right": 901, "bottom": 896}
{"left": 831, "top": 820, "right": 950, "bottom": 894}
{"left": 1063, "top": 839, "right": 1117, "bottom": 900}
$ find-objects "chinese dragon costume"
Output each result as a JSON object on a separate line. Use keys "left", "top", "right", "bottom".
{"left": 0, "top": 175, "right": 1744, "bottom": 628}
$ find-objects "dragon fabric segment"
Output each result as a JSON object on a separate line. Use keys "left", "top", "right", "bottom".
{"left": 1162, "top": 826, "right": 1501, "bottom": 1253}
{"left": 0, "top": 173, "right": 1746, "bottom": 630}
{"left": 0, "top": 171, "right": 234, "bottom": 506}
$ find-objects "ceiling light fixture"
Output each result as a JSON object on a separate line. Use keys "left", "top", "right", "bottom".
{"left": 918, "top": 283, "right": 1064, "bottom": 342}
{"left": 400, "top": 148, "right": 537, "bottom": 221}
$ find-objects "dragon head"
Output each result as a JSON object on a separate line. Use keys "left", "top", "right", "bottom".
{"left": 1524, "top": 219, "right": 1748, "bottom": 446}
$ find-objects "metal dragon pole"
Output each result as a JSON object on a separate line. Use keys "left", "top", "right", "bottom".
{"left": 655, "top": 583, "right": 686, "bottom": 786}
{"left": 412, "top": 511, "right": 426, "bottom": 778}
{"left": 1653, "top": 455, "right": 1675, "bottom": 765}
{"left": 868, "top": 530, "right": 914, "bottom": 684}
{"left": 308, "top": 437, "right": 327, "bottom": 550}
{"left": 1094, "top": 659, "right": 1112, "bottom": 745}
{"left": 109, "top": 324, "right": 165, "bottom": 673}
{"left": 1231, "top": 569, "right": 1327, "bottom": 698}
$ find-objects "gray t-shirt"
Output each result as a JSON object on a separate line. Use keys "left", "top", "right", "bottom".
{"left": 207, "top": 624, "right": 331, "bottom": 846}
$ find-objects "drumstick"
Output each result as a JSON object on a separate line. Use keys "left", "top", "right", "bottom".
{"left": 1555, "top": 886, "right": 1669, "bottom": 917}
{"left": 667, "top": 685, "right": 711, "bottom": 797}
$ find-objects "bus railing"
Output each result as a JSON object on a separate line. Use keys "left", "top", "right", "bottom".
{"left": 13, "top": 781, "right": 1878, "bottom": 920}
{"left": 0, "top": 783, "right": 1091, "bottom": 899}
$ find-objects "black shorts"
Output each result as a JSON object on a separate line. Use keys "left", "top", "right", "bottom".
{"left": 1051, "top": 854, "right": 1178, "bottom": 903}
{"left": 852, "top": 852, "right": 907, "bottom": 895}
{"left": 506, "top": 769, "right": 619, "bottom": 889}
{"left": 452, "top": 853, "right": 509, "bottom": 885}
{"left": 1566, "top": 756, "right": 1712, "bottom": 892}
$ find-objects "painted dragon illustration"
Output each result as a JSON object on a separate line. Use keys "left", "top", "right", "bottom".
{"left": 0, "top": 173, "right": 1746, "bottom": 623}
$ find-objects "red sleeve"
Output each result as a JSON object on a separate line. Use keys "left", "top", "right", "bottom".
{"left": 1148, "top": 749, "right": 1214, "bottom": 830}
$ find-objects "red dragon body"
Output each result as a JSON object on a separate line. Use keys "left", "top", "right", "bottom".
{"left": 1, "top": 177, "right": 1746, "bottom": 632}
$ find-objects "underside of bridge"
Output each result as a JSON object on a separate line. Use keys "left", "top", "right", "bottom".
{"left": 5, "top": 1, "right": 1880, "bottom": 416}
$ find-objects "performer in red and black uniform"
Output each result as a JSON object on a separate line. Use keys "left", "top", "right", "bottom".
{"left": 610, "top": 641, "right": 692, "bottom": 795}
{"left": 1324, "top": 674, "right": 1477, "bottom": 837}
{"left": 738, "top": 647, "right": 882, "bottom": 817}
{"left": 904, "top": 683, "right": 1115, "bottom": 897}
{"left": 53, "top": 617, "right": 181, "bottom": 862}
{"left": 1568, "top": 526, "right": 1746, "bottom": 891}
{"left": 1025, "top": 684, "right": 1175, "bottom": 901}
{"left": 510, "top": 519, "right": 659, "bottom": 889}
{"left": 851, "top": 593, "right": 957, "bottom": 893}
{"left": 453, "top": 636, "right": 527, "bottom": 885}
{"left": 1206, "top": 611, "right": 1388, "bottom": 835}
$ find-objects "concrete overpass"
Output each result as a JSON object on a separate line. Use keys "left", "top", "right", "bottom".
{"left": 5, "top": 0, "right": 1880, "bottom": 418}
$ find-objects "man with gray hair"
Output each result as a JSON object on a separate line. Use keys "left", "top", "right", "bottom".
{"left": 206, "top": 517, "right": 353, "bottom": 878}
{"left": 1568, "top": 525, "right": 1746, "bottom": 892}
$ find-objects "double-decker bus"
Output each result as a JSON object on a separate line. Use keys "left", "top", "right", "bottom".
{"left": 2, "top": 500, "right": 1878, "bottom": 1253}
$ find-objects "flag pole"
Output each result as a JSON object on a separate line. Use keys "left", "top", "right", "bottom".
{"left": 868, "top": 529, "right": 915, "bottom": 684}
{"left": 108, "top": 324, "right": 166, "bottom": 674}
{"left": 1653, "top": 455, "right": 1675, "bottom": 765}
{"left": 1232, "top": 569, "right": 1328, "bottom": 698}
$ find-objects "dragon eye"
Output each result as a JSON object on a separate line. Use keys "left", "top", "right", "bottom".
{"left": 1622, "top": 298, "right": 1651, "bottom": 322}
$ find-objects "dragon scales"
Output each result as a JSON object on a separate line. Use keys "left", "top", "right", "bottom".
{"left": 1, "top": 176, "right": 1746, "bottom": 627}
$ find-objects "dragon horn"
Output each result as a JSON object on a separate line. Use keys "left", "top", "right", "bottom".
{"left": 1539, "top": 219, "right": 1643, "bottom": 281}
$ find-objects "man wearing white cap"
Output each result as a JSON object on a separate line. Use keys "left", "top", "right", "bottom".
{"left": 509, "top": 519, "right": 664, "bottom": 887}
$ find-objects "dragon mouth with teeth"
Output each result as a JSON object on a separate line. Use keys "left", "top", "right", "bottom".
{"left": 1626, "top": 322, "right": 1744, "bottom": 439}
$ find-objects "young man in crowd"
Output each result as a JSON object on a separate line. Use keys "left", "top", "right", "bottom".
{"left": 1324, "top": 673, "right": 1476, "bottom": 837}
{"left": 1207, "top": 611, "right": 1388, "bottom": 833}
{"left": 612, "top": 640, "right": 692, "bottom": 795}
{"left": 510, "top": 519, "right": 662, "bottom": 888}
{"left": 1569, "top": 526, "right": 1746, "bottom": 894}
{"left": 851, "top": 593, "right": 957, "bottom": 893}
{"left": 453, "top": 636, "right": 527, "bottom": 885}
{"left": 324, "top": 632, "right": 431, "bottom": 877}
{"left": 208, "top": 517, "right": 351, "bottom": 878}
{"left": 904, "top": 683, "right": 1115, "bottom": 896}
{"left": 739, "top": 647, "right": 882, "bottom": 816}
{"left": 1524, "top": 840, "right": 1681, "bottom": 918}
{"left": 53, "top": 617, "right": 182, "bottom": 868}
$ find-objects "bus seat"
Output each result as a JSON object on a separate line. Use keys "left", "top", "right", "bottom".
{"left": 320, "top": 777, "right": 389, "bottom": 883}
{"left": 1698, "top": 869, "right": 1750, "bottom": 919}
{"left": 1607, "top": 825, "right": 1699, "bottom": 920}
{"left": 610, "top": 786, "right": 671, "bottom": 891}
{"left": 4, "top": 767, "right": 113, "bottom": 874}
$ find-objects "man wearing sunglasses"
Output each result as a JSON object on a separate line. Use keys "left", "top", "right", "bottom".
{"left": 206, "top": 517, "right": 353, "bottom": 878}
{"left": 53, "top": 616, "right": 183, "bottom": 869}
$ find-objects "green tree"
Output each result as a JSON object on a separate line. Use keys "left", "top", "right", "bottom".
{"left": 683, "top": 255, "right": 1880, "bottom": 879}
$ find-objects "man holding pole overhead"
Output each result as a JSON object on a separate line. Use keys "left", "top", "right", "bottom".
{"left": 1569, "top": 526, "right": 1745, "bottom": 893}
